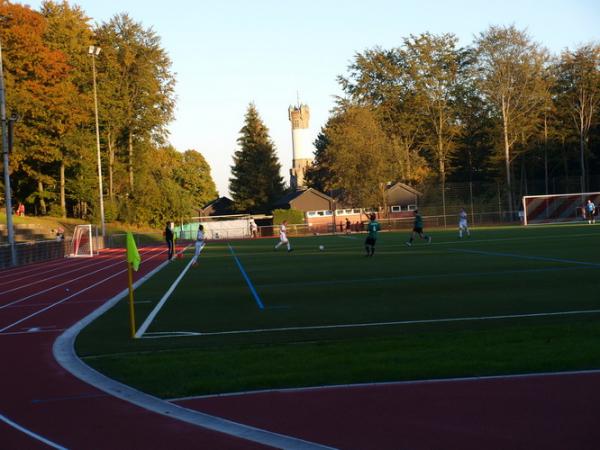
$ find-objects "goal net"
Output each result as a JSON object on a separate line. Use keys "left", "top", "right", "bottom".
{"left": 68, "top": 224, "right": 99, "bottom": 257}
{"left": 522, "top": 192, "right": 600, "bottom": 225}
{"left": 177, "top": 215, "right": 254, "bottom": 240}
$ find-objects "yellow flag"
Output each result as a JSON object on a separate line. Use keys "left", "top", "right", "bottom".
{"left": 126, "top": 232, "right": 141, "bottom": 271}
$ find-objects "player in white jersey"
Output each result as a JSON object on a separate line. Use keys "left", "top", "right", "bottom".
{"left": 191, "top": 224, "right": 205, "bottom": 266}
{"left": 458, "top": 208, "right": 470, "bottom": 238}
{"left": 274, "top": 220, "right": 292, "bottom": 252}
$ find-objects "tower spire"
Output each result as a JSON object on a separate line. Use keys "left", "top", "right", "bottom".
{"left": 288, "top": 100, "right": 312, "bottom": 190}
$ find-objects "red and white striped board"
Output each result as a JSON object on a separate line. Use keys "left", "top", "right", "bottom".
{"left": 522, "top": 192, "right": 600, "bottom": 225}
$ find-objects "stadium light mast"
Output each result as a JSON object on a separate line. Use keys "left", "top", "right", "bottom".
{"left": 89, "top": 45, "right": 105, "bottom": 238}
{"left": 0, "top": 40, "right": 17, "bottom": 267}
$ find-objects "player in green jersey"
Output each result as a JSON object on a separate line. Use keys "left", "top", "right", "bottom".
{"left": 365, "top": 213, "right": 381, "bottom": 256}
{"left": 405, "top": 209, "right": 431, "bottom": 246}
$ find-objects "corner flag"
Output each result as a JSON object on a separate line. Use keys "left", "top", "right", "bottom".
{"left": 126, "top": 232, "right": 141, "bottom": 271}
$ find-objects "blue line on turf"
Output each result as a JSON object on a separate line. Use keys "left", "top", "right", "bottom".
{"left": 228, "top": 243, "right": 265, "bottom": 310}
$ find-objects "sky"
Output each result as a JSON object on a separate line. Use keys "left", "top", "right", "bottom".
{"left": 21, "top": 0, "right": 600, "bottom": 196}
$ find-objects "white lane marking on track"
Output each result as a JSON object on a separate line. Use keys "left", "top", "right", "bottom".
{"left": 0, "top": 247, "right": 161, "bottom": 310}
{"left": 0, "top": 329, "right": 65, "bottom": 336}
{"left": 0, "top": 256, "right": 106, "bottom": 288}
{"left": 0, "top": 248, "right": 155, "bottom": 297}
{"left": 0, "top": 257, "right": 89, "bottom": 284}
{"left": 0, "top": 249, "right": 168, "bottom": 333}
{"left": 0, "top": 412, "right": 68, "bottom": 450}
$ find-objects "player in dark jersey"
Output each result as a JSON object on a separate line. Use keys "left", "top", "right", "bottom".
{"left": 405, "top": 210, "right": 431, "bottom": 246}
{"left": 365, "top": 213, "right": 381, "bottom": 257}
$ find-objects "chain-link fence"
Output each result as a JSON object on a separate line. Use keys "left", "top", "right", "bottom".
{"left": 107, "top": 232, "right": 165, "bottom": 248}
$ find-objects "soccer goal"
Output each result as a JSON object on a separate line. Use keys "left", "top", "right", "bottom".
{"left": 522, "top": 192, "right": 600, "bottom": 225}
{"left": 68, "top": 224, "right": 99, "bottom": 257}
{"left": 179, "top": 215, "right": 254, "bottom": 240}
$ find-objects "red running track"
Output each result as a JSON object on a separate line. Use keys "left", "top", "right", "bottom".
{"left": 2, "top": 247, "right": 600, "bottom": 449}
{"left": 0, "top": 248, "right": 272, "bottom": 450}
{"left": 177, "top": 371, "right": 600, "bottom": 450}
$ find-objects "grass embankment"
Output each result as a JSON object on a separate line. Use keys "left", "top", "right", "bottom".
{"left": 1, "top": 211, "right": 159, "bottom": 236}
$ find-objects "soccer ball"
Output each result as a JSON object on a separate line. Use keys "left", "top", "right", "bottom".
{"left": 319, "top": 245, "right": 324, "bottom": 251}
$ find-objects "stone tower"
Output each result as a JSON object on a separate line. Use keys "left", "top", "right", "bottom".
{"left": 288, "top": 103, "right": 313, "bottom": 190}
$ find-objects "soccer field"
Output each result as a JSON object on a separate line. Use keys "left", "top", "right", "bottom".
{"left": 77, "top": 224, "right": 600, "bottom": 398}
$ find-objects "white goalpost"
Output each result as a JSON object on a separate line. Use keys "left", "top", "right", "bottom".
{"left": 522, "top": 192, "right": 600, "bottom": 225}
{"left": 68, "top": 224, "right": 99, "bottom": 257}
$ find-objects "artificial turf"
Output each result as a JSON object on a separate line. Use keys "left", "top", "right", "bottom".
{"left": 76, "top": 223, "right": 600, "bottom": 397}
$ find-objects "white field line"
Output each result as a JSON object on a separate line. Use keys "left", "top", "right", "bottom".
{"left": 138, "top": 308, "right": 600, "bottom": 339}
{"left": 142, "top": 331, "right": 201, "bottom": 338}
{"left": 53, "top": 271, "right": 336, "bottom": 450}
{"left": 253, "top": 265, "right": 589, "bottom": 289}
{"left": 450, "top": 248, "right": 600, "bottom": 267}
{"left": 171, "top": 368, "right": 600, "bottom": 402}
{"left": 0, "top": 247, "right": 161, "bottom": 310}
{"left": 0, "top": 249, "right": 168, "bottom": 333}
{"left": 134, "top": 245, "right": 193, "bottom": 338}
{"left": 0, "top": 412, "right": 68, "bottom": 450}
{"left": 381, "top": 230, "right": 600, "bottom": 249}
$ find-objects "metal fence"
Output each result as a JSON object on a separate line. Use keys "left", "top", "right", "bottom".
{"left": 107, "top": 232, "right": 165, "bottom": 249}
{"left": 0, "top": 239, "right": 68, "bottom": 270}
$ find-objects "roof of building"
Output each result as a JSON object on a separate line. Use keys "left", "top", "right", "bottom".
{"left": 387, "top": 182, "right": 422, "bottom": 196}
{"left": 200, "top": 196, "right": 235, "bottom": 215}
{"left": 273, "top": 188, "right": 335, "bottom": 209}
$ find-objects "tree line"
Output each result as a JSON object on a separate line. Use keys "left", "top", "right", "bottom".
{"left": 0, "top": 0, "right": 217, "bottom": 226}
{"left": 306, "top": 27, "right": 600, "bottom": 213}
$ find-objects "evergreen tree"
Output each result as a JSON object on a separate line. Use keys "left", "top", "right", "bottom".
{"left": 229, "top": 103, "right": 285, "bottom": 213}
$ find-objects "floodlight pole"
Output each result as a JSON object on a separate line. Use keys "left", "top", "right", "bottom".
{"left": 89, "top": 45, "right": 105, "bottom": 238}
{"left": 0, "top": 41, "right": 17, "bottom": 267}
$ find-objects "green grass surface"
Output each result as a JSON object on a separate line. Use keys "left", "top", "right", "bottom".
{"left": 76, "top": 224, "right": 600, "bottom": 398}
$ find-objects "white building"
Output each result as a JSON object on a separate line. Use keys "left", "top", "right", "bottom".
{"left": 288, "top": 103, "right": 313, "bottom": 190}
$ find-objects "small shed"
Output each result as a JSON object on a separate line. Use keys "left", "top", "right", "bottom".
{"left": 273, "top": 188, "right": 335, "bottom": 213}
{"left": 385, "top": 182, "right": 421, "bottom": 216}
